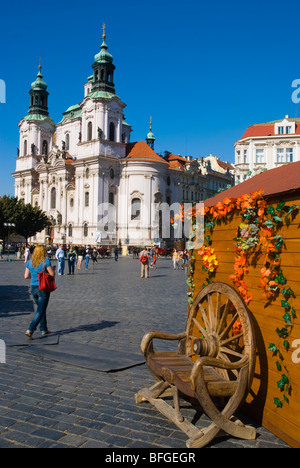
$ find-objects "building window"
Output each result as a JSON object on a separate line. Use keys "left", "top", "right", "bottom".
{"left": 286, "top": 148, "right": 293, "bottom": 162}
{"left": 50, "top": 187, "right": 56, "bottom": 209}
{"left": 278, "top": 126, "right": 284, "bottom": 135}
{"left": 286, "top": 126, "right": 292, "bottom": 134}
{"left": 109, "top": 192, "right": 114, "bottom": 205}
{"left": 83, "top": 223, "right": 88, "bottom": 237}
{"left": 256, "top": 149, "right": 264, "bottom": 164}
{"left": 243, "top": 150, "right": 247, "bottom": 163}
{"left": 65, "top": 133, "right": 70, "bottom": 151}
{"left": 109, "top": 122, "right": 115, "bottom": 142}
{"left": 23, "top": 139, "right": 27, "bottom": 156}
{"left": 87, "top": 122, "right": 93, "bottom": 141}
{"left": 68, "top": 224, "right": 73, "bottom": 237}
{"left": 277, "top": 148, "right": 284, "bottom": 163}
{"left": 131, "top": 198, "right": 141, "bottom": 220}
{"left": 42, "top": 140, "right": 48, "bottom": 155}
{"left": 70, "top": 198, "right": 74, "bottom": 207}
{"left": 85, "top": 192, "right": 89, "bottom": 207}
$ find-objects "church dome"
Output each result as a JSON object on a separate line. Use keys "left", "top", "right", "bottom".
{"left": 31, "top": 65, "right": 47, "bottom": 90}
{"left": 94, "top": 41, "right": 113, "bottom": 63}
{"left": 94, "top": 25, "right": 113, "bottom": 64}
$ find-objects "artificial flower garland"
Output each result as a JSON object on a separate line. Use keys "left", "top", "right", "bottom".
{"left": 186, "top": 189, "right": 298, "bottom": 408}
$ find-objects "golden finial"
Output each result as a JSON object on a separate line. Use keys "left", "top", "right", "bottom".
{"left": 150, "top": 116, "right": 152, "bottom": 130}
{"left": 39, "top": 56, "right": 42, "bottom": 71}
{"left": 102, "top": 22, "right": 106, "bottom": 40}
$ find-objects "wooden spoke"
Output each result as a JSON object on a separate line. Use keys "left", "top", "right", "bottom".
{"left": 207, "top": 293, "right": 216, "bottom": 332}
{"left": 192, "top": 317, "right": 208, "bottom": 339}
{"left": 220, "top": 346, "right": 244, "bottom": 359}
{"left": 219, "top": 312, "right": 239, "bottom": 341}
{"left": 198, "top": 303, "right": 211, "bottom": 334}
{"left": 217, "top": 298, "right": 231, "bottom": 335}
{"left": 220, "top": 332, "right": 244, "bottom": 347}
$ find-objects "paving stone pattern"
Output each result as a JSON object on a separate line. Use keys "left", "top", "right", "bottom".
{"left": 0, "top": 257, "right": 290, "bottom": 448}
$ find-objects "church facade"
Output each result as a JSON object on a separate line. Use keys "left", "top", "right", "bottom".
{"left": 13, "top": 27, "right": 233, "bottom": 249}
{"left": 13, "top": 28, "right": 184, "bottom": 249}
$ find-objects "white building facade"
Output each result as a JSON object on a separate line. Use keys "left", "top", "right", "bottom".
{"left": 13, "top": 28, "right": 234, "bottom": 249}
{"left": 12, "top": 30, "right": 187, "bottom": 248}
{"left": 234, "top": 116, "right": 300, "bottom": 183}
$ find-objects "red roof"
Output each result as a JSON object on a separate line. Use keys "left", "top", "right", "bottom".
{"left": 205, "top": 161, "right": 300, "bottom": 207}
{"left": 239, "top": 122, "right": 300, "bottom": 141}
{"left": 126, "top": 141, "right": 168, "bottom": 164}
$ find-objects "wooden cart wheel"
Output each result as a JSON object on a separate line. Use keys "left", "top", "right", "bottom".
{"left": 186, "top": 282, "right": 256, "bottom": 393}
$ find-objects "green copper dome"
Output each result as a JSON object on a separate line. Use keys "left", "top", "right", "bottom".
{"left": 94, "top": 25, "right": 113, "bottom": 63}
{"left": 146, "top": 119, "right": 155, "bottom": 149}
{"left": 94, "top": 38, "right": 113, "bottom": 63}
{"left": 31, "top": 65, "right": 47, "bottom": 90}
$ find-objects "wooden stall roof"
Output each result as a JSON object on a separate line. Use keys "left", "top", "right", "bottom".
{"left": 205, "top": 161, "right": 300, "bottom": 207}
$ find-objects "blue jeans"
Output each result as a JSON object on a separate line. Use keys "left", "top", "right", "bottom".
{"left": 85, "top": 255, "right": 90, "bottom": 269}
{"left": 28, "top": 286, "right": 50, "bottom": 334}
{"left": 58, "top": 258, "right": 65, "bottom": 275}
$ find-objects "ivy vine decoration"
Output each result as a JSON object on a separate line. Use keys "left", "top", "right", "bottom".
{"left": 265, "top": 201, "right": 299, "bottom": 408}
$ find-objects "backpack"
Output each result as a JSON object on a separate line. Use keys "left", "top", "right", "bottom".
{"left": 140, "top": 253, "right": 148, "bottom": 264}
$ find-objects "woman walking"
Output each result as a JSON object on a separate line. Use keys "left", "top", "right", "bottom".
{"left": 24, "top": 245, "right": 55, "bottom": 338}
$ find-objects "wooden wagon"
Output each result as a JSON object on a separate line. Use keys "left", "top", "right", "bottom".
{"left": 136, "top": 161, "right": 300, "bottom": 448}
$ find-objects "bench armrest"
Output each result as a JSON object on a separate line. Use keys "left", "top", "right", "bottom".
{"left": 190, "top": 354, "right": 249, "bottom": 390}
{"left": 140, "top": 330, "right": 187, "bottom": 357}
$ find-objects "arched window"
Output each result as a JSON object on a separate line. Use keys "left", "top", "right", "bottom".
{"left": 23, "top": 139, "right": 27, "bottom": 156}
{"left": 131, "top": 198, "right": 141, "bottom": 220}
{"left": 83, "top": 223, "right": 88, "bottom": 237}
{"left": 109, "top": 122, "right": 115, "bottom": 142}
{"left": 68, "top": 224, "right": 73, "bottom": 237}
{"left": 87, "top": 121, "right": 93, "bottom": 141}
{"left": 85, "top": 192, "right": 89, "bottom": 207}
{"left": 65, "top": 133, "right": 70, "bottom": 151}
{"left": 50, "top": 187, "right": 56, "bottom": 209}
{"left": 42, "top": 140, "right": 48, "bottom": 155}
{"left": 109, "top": 192, "right": 114, "bottom": 205}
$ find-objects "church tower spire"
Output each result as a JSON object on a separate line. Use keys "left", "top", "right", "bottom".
{"left": 91, "top": 23, "right": 116, "bottom": 95}
{"left": 28, "top": 59, "right": 49, "bottom": 116}
{"left": 146, "top": 117, "right": 155, "bottom": 149}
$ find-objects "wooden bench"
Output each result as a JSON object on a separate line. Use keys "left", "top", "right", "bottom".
{"left": 135, "top": 282, "right": 256, "bottom": 448}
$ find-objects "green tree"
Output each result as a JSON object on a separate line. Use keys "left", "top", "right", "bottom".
{"left": 14, "top": 201, "right": 50, "bottom": 243}
{"left": 0, "top": 195, "right": 50, "bottom": 244}
{"left": 0, "top": 195, "right": 19, "bottom": 241}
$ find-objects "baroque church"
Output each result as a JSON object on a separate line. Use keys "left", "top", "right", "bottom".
{"left": 13, "top": 26, "right": 233, "bottom": 249}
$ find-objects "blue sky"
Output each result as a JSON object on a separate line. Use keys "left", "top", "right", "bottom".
{"left": 1, "top": 0, "right": 300, "bottom": 196}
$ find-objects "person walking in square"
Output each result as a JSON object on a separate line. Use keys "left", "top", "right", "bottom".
{"left": 55, "top": 244, "right": 65, "bottom": 275}
{"left": 172, "top": 249, "right": 179, "bottom": 270}
{"left": 77, "top": 246, "right": 85, "bottom": 270}
{"left": 24, "top": 245, "right": 55, "bottom": 338}
{"left": 85, "top": 245, "right": 91, "bottom": 270}
{"left": 67, "top": 247, "right": 77, "bottom": 275}
{"left": 140, "top": 248, "right": 149, "bottom": 278}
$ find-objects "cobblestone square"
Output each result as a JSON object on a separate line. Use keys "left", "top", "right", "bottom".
{"left": 0, "top": 256, "right": 289, "bottom": 448}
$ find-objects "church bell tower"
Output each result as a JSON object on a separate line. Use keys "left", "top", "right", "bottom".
{"left": 91, "top": 23, "right": 116, "bottom": 95}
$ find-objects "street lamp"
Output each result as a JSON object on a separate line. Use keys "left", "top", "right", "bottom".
{"left": 3, "top": 222, "right": 16, "bottom": 260}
